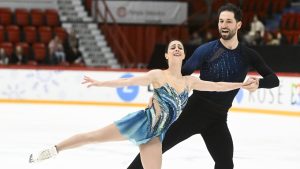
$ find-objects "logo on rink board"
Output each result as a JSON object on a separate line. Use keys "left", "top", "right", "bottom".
{"left": 234, "top": 89, "right": 244, "bottom": 104}
{"left": 117, "top": 73, "right": 139, "bottom": 102}
{"left": 291, "top": 83, "right": 300, "bottom": 106}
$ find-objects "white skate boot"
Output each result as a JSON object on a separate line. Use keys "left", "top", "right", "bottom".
{"left": 29, "top": 146, "right": 58, "bottom": 163}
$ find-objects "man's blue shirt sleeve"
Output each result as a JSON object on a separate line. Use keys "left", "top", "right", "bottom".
{"left": 182, "top": 44, "right": 207, "bottom": 75}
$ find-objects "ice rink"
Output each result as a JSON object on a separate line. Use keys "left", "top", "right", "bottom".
{"left": 1, "top": 103, "right": 300, "bottom": 169}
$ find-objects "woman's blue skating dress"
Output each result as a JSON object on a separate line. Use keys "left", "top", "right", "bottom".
{"left": 114, "top": 83, "right": 189, "bottom": 145}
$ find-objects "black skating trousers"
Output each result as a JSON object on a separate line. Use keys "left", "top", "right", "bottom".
{"left": 127, "top": 94, "right": 234, "bottom": 169}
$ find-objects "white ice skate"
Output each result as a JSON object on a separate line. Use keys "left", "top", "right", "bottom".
{"left": 29, "top": 146, "right": 58, "bottom": 163}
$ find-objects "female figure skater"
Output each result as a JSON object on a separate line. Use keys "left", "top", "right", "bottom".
{"left": 29, "top": 40, "right": 252, "bottom": 169}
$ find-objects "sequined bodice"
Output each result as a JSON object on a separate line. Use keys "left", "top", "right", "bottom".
{"left": 150, "top": 83, "right": 189, "bottom": 133}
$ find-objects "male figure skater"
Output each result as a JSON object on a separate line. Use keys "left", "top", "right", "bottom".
{"left": 127, "top": 3, "right": 279, "bottom": 169}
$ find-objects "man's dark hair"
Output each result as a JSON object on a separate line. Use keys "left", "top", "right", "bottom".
{"left": 217, "top": 3, "right": 242, "bottom": 22}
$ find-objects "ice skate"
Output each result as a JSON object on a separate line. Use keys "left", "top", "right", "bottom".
{"left": 29, "top": 146, "right": 58, "bottom": 163}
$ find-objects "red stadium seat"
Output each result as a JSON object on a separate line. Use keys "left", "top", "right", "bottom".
{"left": 38, "top": 26, "right": 53, "bottom": 44}
{"left": 242, "top": 12, "right": 255, "bottom": 29}
{"left": 271, "top": 0, "right": 287, "bottom": 13}
{"left": 282, "top": 30, "right": 300, "bottom": 45}
{"left": 282, "top": 30, "right": 294, "bottom": 44}
{"left": 6, "top": 25, "right": 21, "bottom": 43}
{"left": 30, "top": 9, "right": 44, "bottom": 26}
{"left": 288, "top": 13, "right": 298, "bottom": 30}
{"left": 0, "top": 26, "right": 4, "bottom": 43}
{"left": 242, "top": 0, "right": 255, "bottom": 11}
{"left": 281, "top": 13, "right": 298, "bottom": 30}
{"left": 24, "top": 26, "right": 37, "bottom": 44}
{"left": 212, "top": 0, "right": 226, "bottom": 13}
{"left": 190, "top": 0, "right": 207, "bottom": 15}
{"left": 15, "top": 8, "right": 30, "bottom": 26}
{"left": 0, "top": 8, "right": 12, "bottom": 26}
{"left": 261, "top": 0, "right": 270, "bottom": 11}
{"left": 276, "top": 0, "right": 288, "bottom": 13}
{"left": 45, "top": 9, "right": 60, "bottom": 27}
{"left": 0, "top": 42, "right": 14, "bottom": 57}
{"left": 228, "top": 0, "right": 240, "bottom": 6}
{"left": 85, "top": 0, "right": 93, "bottom": 15}
{"left": 292, "top": 31, "right": 300, "bottom": 45}
{"left": 33, "top": 43, "right": 47, "bottom": 62}
{"left": 295, "top": 14, "right": 300, "bottom": 30}
{"left": 280, "top": 13, "right": 289, "bottom": 30}
{"left": 54, "top": 27, "right": 68, "bottom": 42}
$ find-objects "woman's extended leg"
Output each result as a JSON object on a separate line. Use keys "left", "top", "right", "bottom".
{"left": 56, "top": 123, "right": 126, "bottom": 152}
{"left": 29, "top": 123, "right": 126, "bottom": 162}
{"left": 139, "top": 137, "right": 162, "bottom": 169}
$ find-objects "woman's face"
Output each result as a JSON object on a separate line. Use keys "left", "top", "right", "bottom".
{"left": 165, "top": 40, "right": 185, "bottom": 62}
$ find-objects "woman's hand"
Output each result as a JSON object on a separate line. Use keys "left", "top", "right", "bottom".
{"left": 81, "top": 76, "right": 100, "bottom": 88}
{"left": 242, "top": 77, "right": 259, "bottom": 92}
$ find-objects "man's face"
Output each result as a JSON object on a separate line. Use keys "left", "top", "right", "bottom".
{"left": 218, "top": 11, "right": 241, "bottom": 40}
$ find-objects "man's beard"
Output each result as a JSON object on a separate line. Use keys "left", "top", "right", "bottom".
{"left": 219, "top": 29, "right": 236, "bottom": 40}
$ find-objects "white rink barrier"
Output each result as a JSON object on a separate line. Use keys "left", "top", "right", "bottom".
{"left": 0, "top": 68, "right": 299, "bottom": 116}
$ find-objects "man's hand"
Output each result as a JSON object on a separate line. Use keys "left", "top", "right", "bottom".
{"left": 242, "top": 77, "right": 259, "bottom": 92}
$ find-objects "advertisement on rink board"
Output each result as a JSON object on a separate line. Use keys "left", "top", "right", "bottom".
{"left": 93, "top": 1, "right": 188, "bottom": 25}
{"left": 0, "top": 69, "right": 299, "bottom": 115}
{"left": 231, "top": 76, "right": 300, "bottom": 113}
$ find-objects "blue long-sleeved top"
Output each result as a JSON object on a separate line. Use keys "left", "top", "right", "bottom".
{"left": 182, "top": 39, "right": 279, "bottom": 110}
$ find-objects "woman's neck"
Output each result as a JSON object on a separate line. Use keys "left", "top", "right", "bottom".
{"left": 166, "top": 67, "right": 182, "bottom": 78}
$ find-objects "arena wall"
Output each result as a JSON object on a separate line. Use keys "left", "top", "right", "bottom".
{"left": 0, "top": 67, "right": 299, "bottom": 116}
{"left": 0, "top": 0, "right": 57, "bottom": 10}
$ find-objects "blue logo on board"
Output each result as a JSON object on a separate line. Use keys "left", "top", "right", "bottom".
{"left": 116, "top": 73, "right": 139, "bottom": 102}
{"left": 235, "top": 89, "right": 243, "bottom": 103}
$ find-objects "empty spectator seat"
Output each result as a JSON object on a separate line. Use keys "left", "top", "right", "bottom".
{"left": 24, "top": 26, "right": 37, "bottom": 44}
{"left": 228, "top": 0, "right": 240, "bottom": 6}
{"left": 33, "top": 43, "right": 47, "bottom": 62}
{"left": 6, "top": 25, "right": 21, "bottom": 43}
{"left": 212, "top": 0, "right": 226, "bottom": 13}
{"left": 190, "top": 0, "right": 207, "bottom": 15}
{"left": 30, "top": 9, "right": 44, "bottom": 26}
{"left": 0, "top": 26, "right": 4, "bottom": 43}
{"left": 45, "top": 9, "right": 60, "bottom": 27}
{"left": 38, "top": 26, "right": 53, "bottom": 44}
{"left": 281, "top": 13, "right": 298, "bottom": 30}
{"left": 15, "top": 8, "right": 30, "bottom": 26}
{"left": 0, "top": 8, "right": 12, "bottom": 26}
{"left": 271, "top": 0, "right": 288, "bottom": 13}
{"left": 296, "top": 14, "right": 300, "bottom": 30}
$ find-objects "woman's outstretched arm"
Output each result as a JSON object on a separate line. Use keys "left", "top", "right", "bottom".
{"left": 82, "top": 69, "right": 161, "bottom": 88}
{"left": 187, "top": 76, "right": 253, "bottom": 92}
